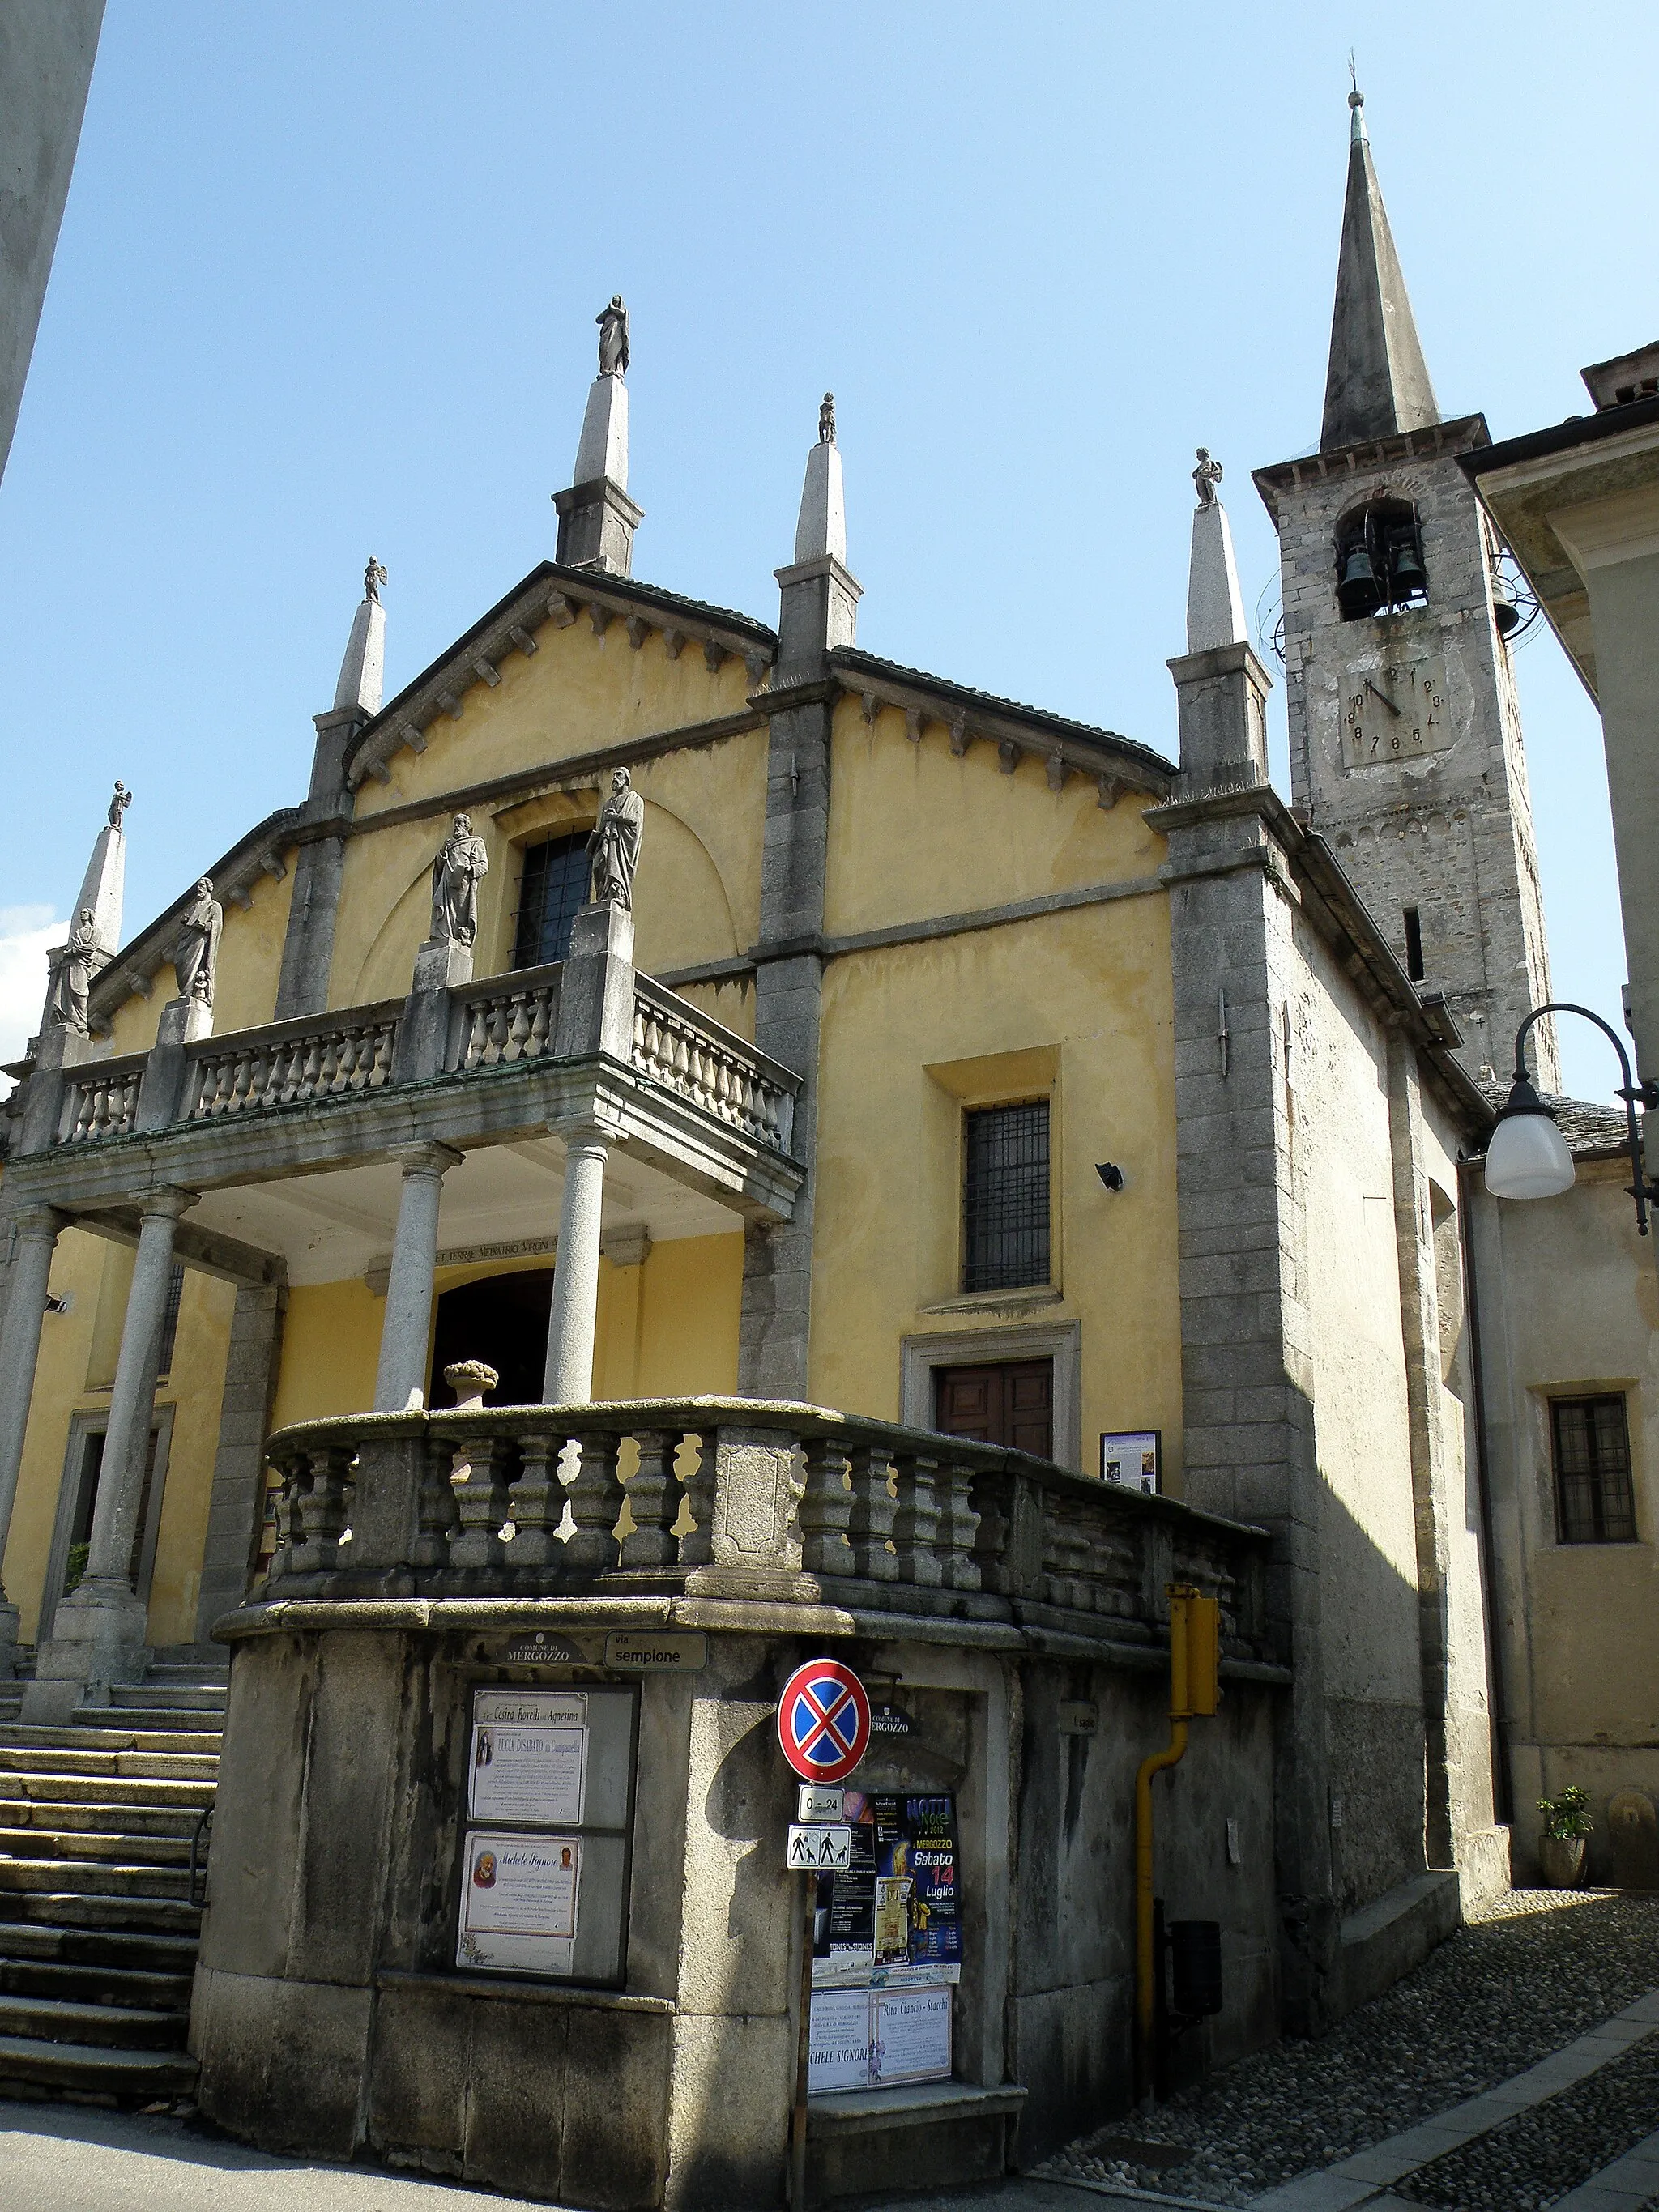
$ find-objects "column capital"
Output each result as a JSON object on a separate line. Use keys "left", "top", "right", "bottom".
{"left": 132, "top": 1184, "right": 198, "bottom": 1225}
{"left": 552, "top": 1115, "right": 612, "bottom": 1153}
{"left": 388, "top": 1139, "right": 465, "bottom": 1179}
{"left": 6, "top": 1204, "right": 70, "bottom": 1243}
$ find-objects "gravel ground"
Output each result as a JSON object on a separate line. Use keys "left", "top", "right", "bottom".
{"left": 1035, "top": 1889, "right": 1659, "bottom": 2207}
{"left": 1397, "top": 2033, "right": 1659, "bottom": 2210}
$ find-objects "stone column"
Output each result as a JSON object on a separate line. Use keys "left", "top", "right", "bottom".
{"left": 543, "top": 1120, "right": 608, "bottom": 1404}
{"left": 194, "top": 1280, "right": 287, "bottom": 1639}
{"left": 373, "top": 1141, "right": 463, "bottom": 1413}
{"left": 34, "top": 1186, "right": 196, "bottom": 1707}
{"left": 0, "top": 1204, "right": 67, "bottom": 1668}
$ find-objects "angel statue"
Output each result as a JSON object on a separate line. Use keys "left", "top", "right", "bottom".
{"left": 1193, "top": 448, "right": 1224, "bottom": 507}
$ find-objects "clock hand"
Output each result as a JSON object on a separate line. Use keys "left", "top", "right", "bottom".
{"left": 1364, "top": 677, "right": 1402, "bottom": 718}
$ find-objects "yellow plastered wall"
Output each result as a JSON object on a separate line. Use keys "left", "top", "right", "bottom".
{"left": 326, "top": 627, "right": 768, "bottom": 1014}
{"left": 812, "top": 703, "right": 1183, "bottom": 1481}
{"left": 2, "top": 1226, "right": 236, "bottom": 1644}
{"left": 100, "top": 863, "right": 296, "bottom": 1059}
{"left": 267, "top": 1233, "right": 744, "bottom": 1430}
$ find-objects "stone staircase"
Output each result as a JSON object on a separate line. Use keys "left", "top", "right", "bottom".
{"left": 0, "top": 1653, "right": 226, "bottom": 2102}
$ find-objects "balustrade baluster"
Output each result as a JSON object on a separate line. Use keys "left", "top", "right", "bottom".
{"left": 289, "top": 1443, "right": 354, "bottom": 1575}
{"left": 800, "top": 1438, "right": 852, "bottom": 1577}
{"left": 621, "top": 1427, "right": 681, "bottom": 1567}
{"left": 527, "top": 990, "right": 552, "bottom": 1056}
{"left": 503, "top": 1430, "right": 568, "bottom": 1567}
{"left": 265, "top": 1450, "right": 305, "bottom": 1579}
{"left": 676, "top": 1434, "right": 715, "bottom": 1567}
{"left": 563, "top": 1431, "right": 621, "bottom": 1579}
{"left": 891, "top": 1451, "right": 944, "bottom": 1588}
{"left": 316, "top": 1034, "right": 342, "bottom": 1095}
{"left": 506, "top": 995, "right": 531, "bottom": 1059}
{"left": 934, "top": 1451, "right": 982, "bottom": 1592}
{"left": 449, "top": 1433, "right": 517, "bottom": 1570}
{"left": 847, "top": 1443, "right": 898, "bottom": 1584}
{"left": 409, "top": 1438, "right": 458, "bottom": 1568}
{"left": 373, "top": 1022, "right": 396, "bottom": 1086}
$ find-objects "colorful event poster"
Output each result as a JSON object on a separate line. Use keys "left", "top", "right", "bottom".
{"left": 812, "top": 1792, "right": 960, "bottom": 1983}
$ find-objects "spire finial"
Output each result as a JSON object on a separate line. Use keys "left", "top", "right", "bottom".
{"left": 333, "top": 557, "right": 386, "bottom": 717}
{"left": 1348, "top": 58, "right": 1367, "bottom": 143}
{"left": 1184, "top": 450, "right": 1247, "bottom": 653}
{"left": 1320, "top": 80, "right": 1438, "bottom": 451}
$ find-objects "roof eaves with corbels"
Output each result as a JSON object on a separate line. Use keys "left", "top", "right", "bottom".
{"left": 820, "top": 646, "right": 1173, "bottom": 810}
{"left": 342, "top": 560, "right": 778, "bottom": 795}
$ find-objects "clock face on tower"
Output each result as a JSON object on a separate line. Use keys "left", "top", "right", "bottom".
{"left": 1341, "top": 650, "right": 1452, "bottom": 770}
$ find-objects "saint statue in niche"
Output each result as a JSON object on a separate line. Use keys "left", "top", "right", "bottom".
{"left": 586, "top": 766, "right": 644, "bottom": 910}
{"left": 597, "top": 295, "right": 629, "bottom": 379}
{"left": 49, "top": 909, "right": 100, "bottom": 1033}
{"left": 173, "top": 879, "right": 223, "bottom": 1006}
{"left": 431, "top": 814, "right": 489, "bottom": 947}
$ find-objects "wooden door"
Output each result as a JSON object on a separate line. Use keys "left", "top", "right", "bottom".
{"left": 933, "top": 1360, "right": 1053, "bottom": 1460}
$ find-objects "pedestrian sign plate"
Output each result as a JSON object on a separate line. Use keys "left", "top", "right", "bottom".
{"left": 787, "top": 1823, "right": 853, "bottom": 1872}
{"left": 777, "top": 1659, "right": 872, "bottom": 1784}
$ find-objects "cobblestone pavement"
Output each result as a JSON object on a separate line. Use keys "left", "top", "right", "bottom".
{"left": 1035, "top": 1889, "right": 1659, "bottom": 2207}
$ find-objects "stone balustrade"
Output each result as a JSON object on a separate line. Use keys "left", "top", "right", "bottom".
{"left": 257, "top": 1397, "right": 1268, "bottom": 1654}
{"left": 187, "top": 1009, "right": 401, "bottom": 1119}
{"left": 631, "top": 979, "right": 796, "bottom": 1153}
{"left": 450, "top": 969, "right": 561, "bottom": 1072}
{"left": 59, "top": 1057, "right": 145, "bottom": 1144}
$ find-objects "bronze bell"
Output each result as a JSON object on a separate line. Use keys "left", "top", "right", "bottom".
{"left": 1491, "top": 570, "right": 1521, "bottom": 635}
{"left": 1389, "top": 535, "right": 1427, "bottom": 598}
{"left": 1337, "top": 542, "right": 1382, "bottom": 618}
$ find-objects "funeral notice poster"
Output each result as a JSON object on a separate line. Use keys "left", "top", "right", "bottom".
{"left": 467, "top": 1690, "right": 589, "bottom": 1826}
{"left": 456, "top": 1830, "right": 581, "bottom": 1975}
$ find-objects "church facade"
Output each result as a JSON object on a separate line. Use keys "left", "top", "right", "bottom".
{"left": 0, "top": 87, "right": 1647, "bottom": 2204}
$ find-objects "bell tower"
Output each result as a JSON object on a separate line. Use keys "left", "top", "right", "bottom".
{"left": 1254, "top": 89, "right": 1557, "bottom": 1089}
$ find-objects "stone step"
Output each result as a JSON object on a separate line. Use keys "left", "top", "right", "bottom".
{"left": 0, "top": 1950, "right": 191, "bottom": 2013}
{"left": 0, "top": 2028, "right": 198, "bottom": 2097}
{"left": 0, "top": 1888, "right": 200, "bottom": 1936}
{"left": 0, "top": 1796, "right": 202, "bottom": 1838}
{"left": 0, "top": 1916, "right": 199, "bottom": 1976}
{"left": 0, "top": 1723, "right": 221, "bottom": 1754}
{"left": 0, "top": 1855, "right": 194, "bottom": 1902}
{"left": 0, "top": 1771, "right": 215, "bottom": 1811}
{"left": 90, "top": 1707, "right": 224, "bottom": 1736}
{"left": 0, "top": 1825, "right": 191, "bottom": 1867}
{"left": 0, "top": 1744, "right": 218, "bottom": 1779}
{"left": 0, "top": 1987, "right": 187, "bottom": 2051}
{"left": 114, "top": 1693, "right": 228, "bottom": 1719}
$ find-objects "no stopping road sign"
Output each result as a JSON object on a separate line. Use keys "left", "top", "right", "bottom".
{"left": 776, "top": 1659, "right": 871, "bottom": 1784}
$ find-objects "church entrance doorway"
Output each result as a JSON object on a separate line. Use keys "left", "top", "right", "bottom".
{"left": 429, "top": 1269, "right": 555, "bottom": 1406}
{"left": 933, "top": 1359, "right": 1053, "bottom": 1459}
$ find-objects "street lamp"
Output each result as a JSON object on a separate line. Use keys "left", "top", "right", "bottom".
{"left": 1484, "top": 1001, "right": 1659, "bottom": 1235}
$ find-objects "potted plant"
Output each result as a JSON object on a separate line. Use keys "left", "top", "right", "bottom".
{"left": 1537, "top": 1785, "right": 1593, "bottom": 1887}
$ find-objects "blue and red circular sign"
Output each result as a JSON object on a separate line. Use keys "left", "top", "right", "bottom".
{"left": 777, "top": 1659, "right": 871, "bottom": 1784}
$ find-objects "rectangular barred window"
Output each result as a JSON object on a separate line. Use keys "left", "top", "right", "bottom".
{"left": 962, "top": 1101, "right": 1050, "bottom": 1293}
{"left": 1551, "top": 1395, "right": 1638, "bottom": 1545}
{"left": 513, "top": 833, "right": 590, "bottom": 970}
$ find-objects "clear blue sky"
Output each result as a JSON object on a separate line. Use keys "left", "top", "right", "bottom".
{"left": 0, "top": 2, "right": 1646, "bottom": 1102}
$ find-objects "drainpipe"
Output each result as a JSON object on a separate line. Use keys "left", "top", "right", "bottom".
{"left": 1134, "top": 1584, "right": 1217, "bottom": 2102}
{"left": 1457, "top": 1158, "right": 1513, "bottom": 1826}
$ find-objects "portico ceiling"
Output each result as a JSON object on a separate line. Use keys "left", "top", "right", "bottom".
{"left": 176, "top": 1134, "right": 739, "bottom": 1288}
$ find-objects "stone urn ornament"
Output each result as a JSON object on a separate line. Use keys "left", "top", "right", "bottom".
{"left": 1537, "top": 1784, "right": 1593, "bottom": 1888}
{"left": 443, "top": 1360, "right": 499, "bottom": 1410}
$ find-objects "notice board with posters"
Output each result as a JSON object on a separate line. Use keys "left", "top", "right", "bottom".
{"left": 454, "top": 1685, "right": 638, "bottom": 1985}
{"left": 807, "top": 1792, "right": 959, "bottom": 2089}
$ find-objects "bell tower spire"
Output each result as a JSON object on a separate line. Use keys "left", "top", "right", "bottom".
{"left": 1320, "top": 86, "right": 1439, "bottom": 454}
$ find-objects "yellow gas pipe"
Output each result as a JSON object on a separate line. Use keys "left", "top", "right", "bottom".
{"left": 1134, "top": 1584, "right": 1218, "bottom": 2103}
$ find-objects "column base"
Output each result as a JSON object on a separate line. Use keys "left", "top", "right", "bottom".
{"left": 681, "top": 1565, "right": 821, "bottom": 1605}
{"left": 24, "top": 1578, "right": 149, "bottom": 1720}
